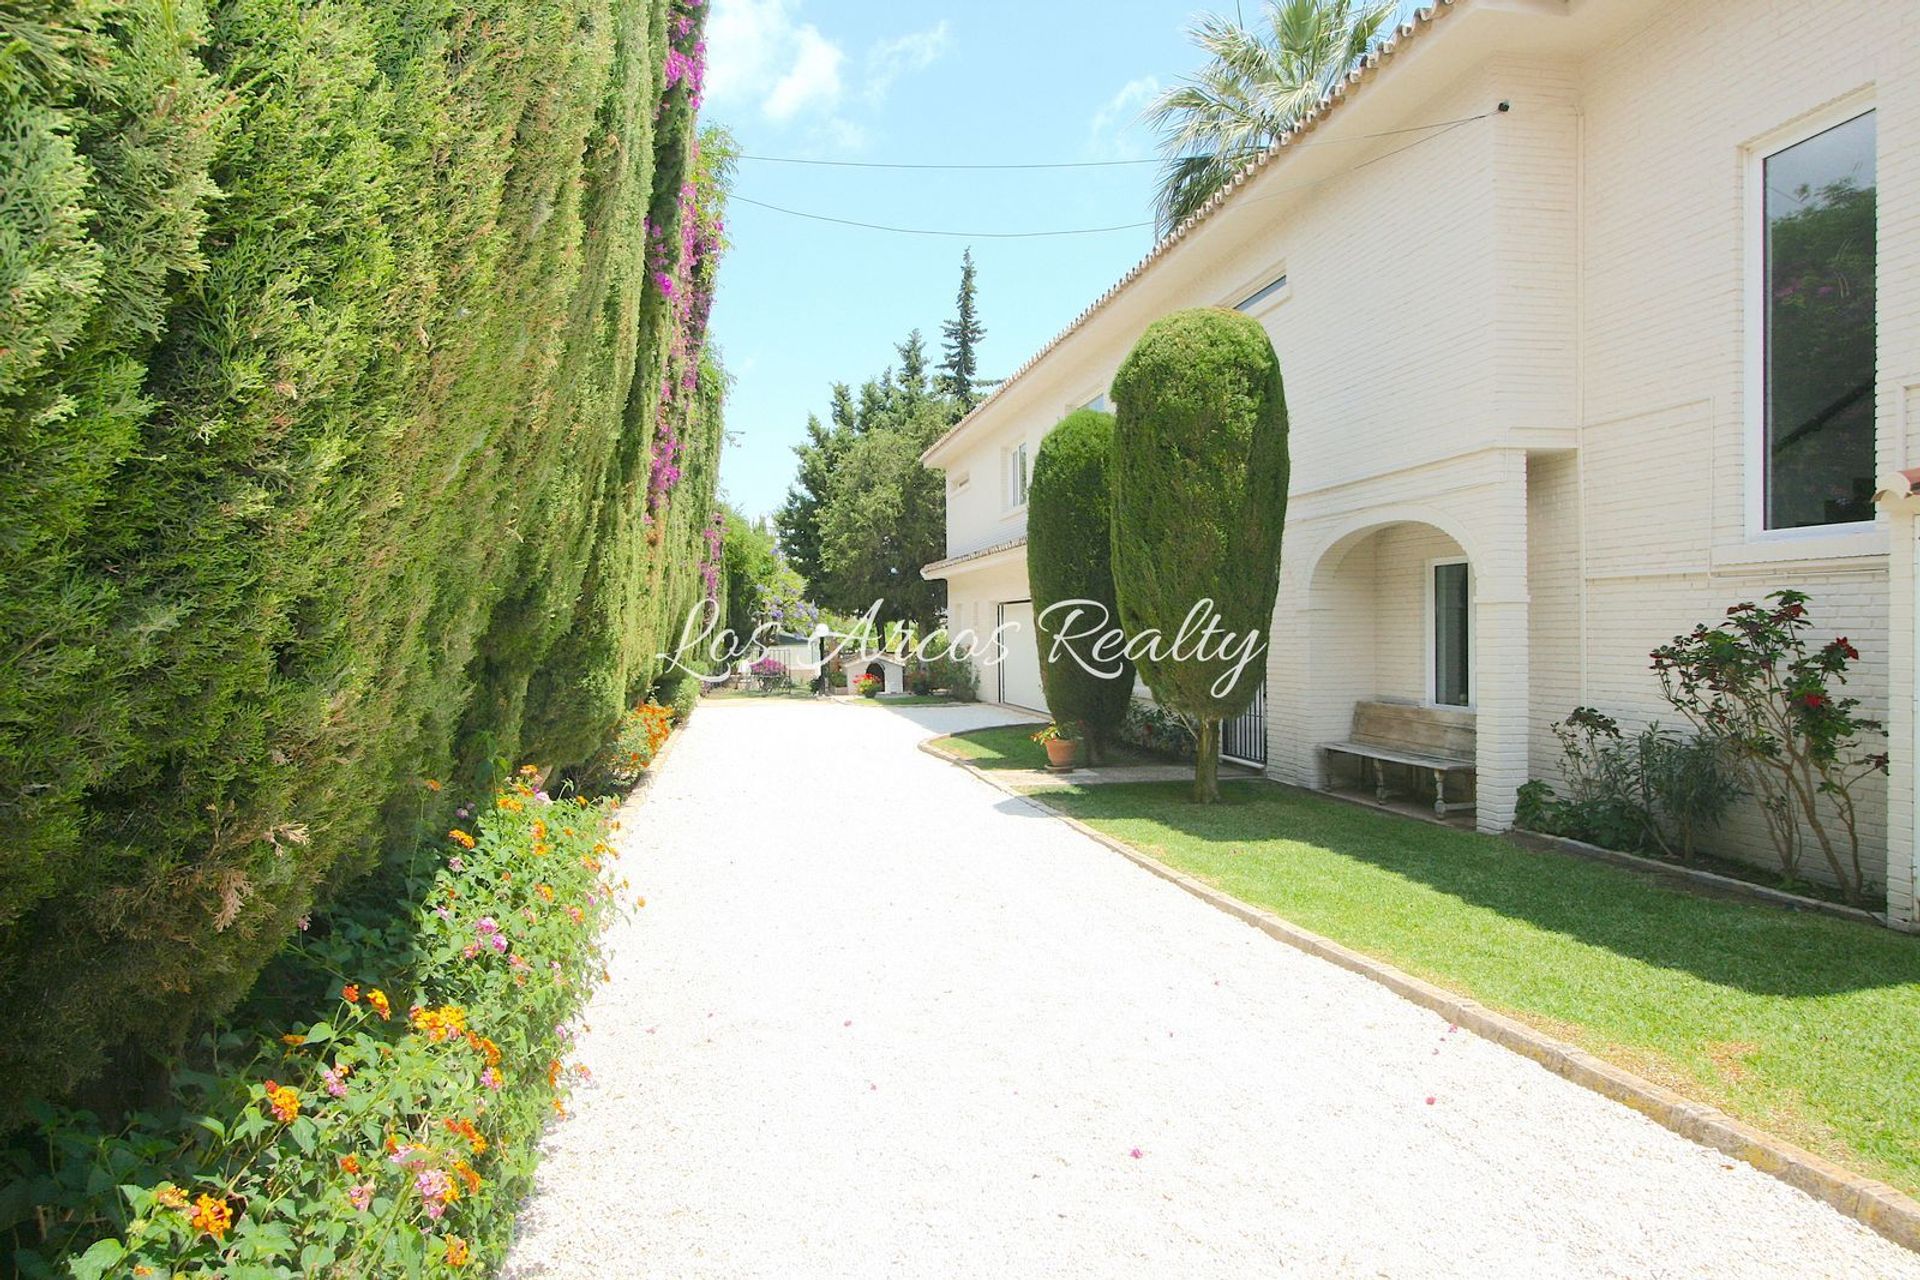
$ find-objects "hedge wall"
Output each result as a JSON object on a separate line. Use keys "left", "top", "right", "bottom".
{"left": 0, "top": 0, "right": 726, "bottom": 1117}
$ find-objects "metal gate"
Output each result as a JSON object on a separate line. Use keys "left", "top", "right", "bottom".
{"left": 1221, "top": 679, "right": 1268, "bottom": 767}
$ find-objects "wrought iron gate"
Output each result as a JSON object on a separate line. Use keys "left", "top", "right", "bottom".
{"left": 1220, "top": 679, "right": 1268, "bottom": 767}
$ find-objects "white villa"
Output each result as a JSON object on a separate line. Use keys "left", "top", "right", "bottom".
{"left": 919, "top": 0, "right": 1920, "bottom": 926}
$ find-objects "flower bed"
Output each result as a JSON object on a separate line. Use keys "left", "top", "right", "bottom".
{"left": 24, "top": 766, "right": 641, "bottom": 1278}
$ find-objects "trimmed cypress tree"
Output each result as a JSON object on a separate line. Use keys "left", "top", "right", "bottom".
{"left": 1111, "top": 308, "right": 1290, "bottom": 801}
{"left": 1027, "top": 408, "right": 1133, "bottom": 762}
{"left": 0, "top": 0, "right": 727, "bottom": 1118}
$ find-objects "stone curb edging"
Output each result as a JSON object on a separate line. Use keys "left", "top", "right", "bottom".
{"left": 918, "top": 739, "right": 1920, "bottom": 1255}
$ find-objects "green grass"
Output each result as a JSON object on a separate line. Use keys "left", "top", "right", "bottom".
{"left": 932, "top": 724, "right": 1050, "bottom": 769}
{"left": 1033, "top": 779, "right": 1920, "bottom": 1194}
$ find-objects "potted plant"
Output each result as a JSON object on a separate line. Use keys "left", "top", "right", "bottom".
{"left": 855, "top": 673, "right": 883, "bottom": 699}
{"left": 1032, "top": 722, "right": 1080, "bottom": 771}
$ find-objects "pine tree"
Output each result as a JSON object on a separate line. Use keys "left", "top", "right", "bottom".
{"left": 897, "top": 329, "right": 930, "bottom": 400}
{"left": 939, "top": 248, "right": 987, "bottom": 410}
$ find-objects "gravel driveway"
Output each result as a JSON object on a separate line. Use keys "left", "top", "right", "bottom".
{"left": 502, "top": 698, "right": 1920, "bottom": 1279}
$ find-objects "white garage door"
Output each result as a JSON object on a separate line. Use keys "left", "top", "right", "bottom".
{"left": 996, "top": 600, "right": 1046, "bottom": 713}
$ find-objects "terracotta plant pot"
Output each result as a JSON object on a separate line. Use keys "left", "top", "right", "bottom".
{"left": 1044, "top": 737, "right": 1080, "bottom": 771}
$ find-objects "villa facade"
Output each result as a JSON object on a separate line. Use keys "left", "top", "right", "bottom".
{"left": 920, "top": 0, "right": 1920, "bottom": 924}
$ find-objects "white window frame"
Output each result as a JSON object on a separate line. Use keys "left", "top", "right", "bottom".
{"left": 1002, "top": 440, "right": 1029, "bottom": 513}
{"left": 1230, "top": 263, "right": 1291, "bottom": 317}
{"left": 1742, "top": 91, "right": 1878, "bottom": 543}
{"left": 1425, "top": 556, "right": 1474, "bottom": 710}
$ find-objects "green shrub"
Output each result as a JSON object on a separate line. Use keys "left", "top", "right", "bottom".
{"left": 1026, "top": 408, "right": 1132, "bottom": 763}
{"left": 1111, "top": 308, "right": 1290, "bottom": 800}
{"left": 13, "top": 769, "right": 625, "bottom": 1276}
{"left": 1520, "top": 707, "right": 1743, "bottom": 863}
{"left": 0, "top": 0, "right": 725, "bottom": 1119}
{"left": 924, "top": 653, "right": 978, "bottom": 701}
{"left": 1117, "top": 699, "right": 1197, "bottom": 762}
{"left": 655, "top": 668, "right": 703, "bottom": 724}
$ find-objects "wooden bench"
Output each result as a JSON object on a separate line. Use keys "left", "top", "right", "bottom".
{"left": 1321, "top": 701, "right": 1476, "bottom": 819}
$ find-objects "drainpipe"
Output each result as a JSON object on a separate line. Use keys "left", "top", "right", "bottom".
{"left": 1872, "top": 468, "right": 1920, "bottom": 929}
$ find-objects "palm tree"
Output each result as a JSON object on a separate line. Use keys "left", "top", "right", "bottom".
{"left": 1145, "top": 0, "right": 1396, "bottom": 235}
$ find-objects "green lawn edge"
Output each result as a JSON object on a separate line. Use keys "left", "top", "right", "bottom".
{"left": 1027, "top": 778, "right": 1920, "bottom": 1195}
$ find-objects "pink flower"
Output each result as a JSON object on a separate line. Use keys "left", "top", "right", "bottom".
{"left": 1129, "top": 1148, "right": 1143, "bottom": 1159}
{"left": 323, "top": 1066, "right": 348, "bottom": 1099}
{"left": 462, "top": 942, "right": 480, "bottom": 959}
{"left": 416, "top": 1168, "right": 454, "bottom": 1218}
{"left": 480, "top": 1067, "right": 502, "bottom": 1091}
{"left": 348, "top": 1183, "right": 374, "bottom": 1211}
{"left": 448, "top": 857, "right": 465, "bottom": 873}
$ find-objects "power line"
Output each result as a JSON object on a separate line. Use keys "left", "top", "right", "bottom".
{"left": 729, "top": 195, "right": 1153, "bottom": 239}
{"left": 730, "top": 113, "right": 1491, "bottom": 240}
{"left": 734, "top": 112, "right": 1492, "bottom": 171}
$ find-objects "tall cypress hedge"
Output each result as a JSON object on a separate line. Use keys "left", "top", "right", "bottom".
{"left": 1111, "top": 308, "right": 1290, "bottom": 802}
{"left": 0, "top": 0, "right": 724, "bottom": 1117}
{"left": 1026, "top": 407, "right": 1133, "bottom": 762}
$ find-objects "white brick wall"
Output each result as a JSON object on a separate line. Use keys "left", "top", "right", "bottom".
{"left": 925, "top": 0, "right": 1920, "bottom": 913}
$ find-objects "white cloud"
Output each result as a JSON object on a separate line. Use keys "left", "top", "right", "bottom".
{"left": 707, "top": 0, "right": 845, "bottom": 122}
{"left": 1087, "top": 74, "right": 1162, "bottom": 160}
{"left": 765, "top": 25, "right": 845, "bottom": 121}
{"left": 863, "top": 21, "right": 951, "bottom": 103}
{"left": 705, "top": 2, "right": 948, "bottom": 143}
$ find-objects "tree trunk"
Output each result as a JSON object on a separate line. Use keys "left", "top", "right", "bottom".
{"left": 1193, "top": 718, "right": 1220, "bottom": 803}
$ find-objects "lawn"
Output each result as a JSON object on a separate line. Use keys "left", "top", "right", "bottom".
{"left": 930, "top": 723, "right": 1156, "bottom": 770}
{"left": 931, "top": 724, "right": 1051, "bottom": 769}
{"left": 1032, "top": 779, "right": 1920, "bottom": 1195}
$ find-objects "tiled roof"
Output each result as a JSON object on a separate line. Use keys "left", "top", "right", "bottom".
{"left": 923, "top": 0, "right": 1459, "bottom": 463}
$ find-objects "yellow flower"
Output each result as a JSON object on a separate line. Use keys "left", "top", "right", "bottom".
{"left": 444, "top": 1235, "right": 472, "bottom": 1267}
{"left": 424, "top": 779, "right": 443, "bottom": 792}
{"left": 152, "top": 1184, "right": 189, "bottom": 1211}
{"left": 189, "top": 1192, "right": 234, "bottom": 1240}
{"left": 447, "top": 828, "right": 476, "bottom": 849}
{"left": 262, "top": 1080, "right": 300, "bottom": 1123}
{"left": 411, "top": 1004, "right": 469, "bottom": 1043}
{"left": 368, "top": 988, "right": 391, "bottom": 1020}
{"left": 281, "top": 1033, "right": 306, "bottom": 1046}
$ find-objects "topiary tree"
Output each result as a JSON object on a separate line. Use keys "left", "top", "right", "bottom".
{"left": 1111, "top": 308, "right": 1289, "bottom": 801}
{"left": 1027, "top": 408, "right": 1133, "bottom": 762}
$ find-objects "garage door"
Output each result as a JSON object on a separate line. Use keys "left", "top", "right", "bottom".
{"left": 996, "top": 600, "right": 1045, "bottom": 712}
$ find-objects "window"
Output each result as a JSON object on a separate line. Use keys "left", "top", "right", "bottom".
{"left": 1081, "top": 391, "right": 1111, "bottom": 413}
{"left": 1758, "top": 108, "right": 1876, "bottom": 531}
{"left": 1235, "top": 271, "right": 1289, "bottom": 314}
{"left": 1429, "top": 559, "right": 1470, "bottom": 708}
{"left": 1004, "top": 441, "right": 1029, "bottom": 509}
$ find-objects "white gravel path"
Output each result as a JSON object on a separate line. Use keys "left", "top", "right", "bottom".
{"left": 502, "top": 698, "right": 1920, "bottom": 1279}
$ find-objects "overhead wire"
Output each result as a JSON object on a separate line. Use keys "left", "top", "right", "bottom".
{"left": 730, "top": 112, "right": 1492, "bottom": 239}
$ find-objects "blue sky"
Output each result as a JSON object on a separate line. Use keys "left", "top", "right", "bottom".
{"left": 703, "top": 0, "right": 1214, "bottom": 520}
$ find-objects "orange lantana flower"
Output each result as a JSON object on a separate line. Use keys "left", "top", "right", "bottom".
{"left": 189, "top": 1192, "right": 234, "bottom": 1240}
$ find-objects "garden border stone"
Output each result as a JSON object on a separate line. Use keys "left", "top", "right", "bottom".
{"left": 919, "top": 741, "right": 1920, "bottom": 1256}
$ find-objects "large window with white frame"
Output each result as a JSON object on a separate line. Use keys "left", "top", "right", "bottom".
{"left": 1004, "top": 440, "right": 1029, "bottom": 510}
{"left": 1755, "top": 106, "right": 1877, "bottom": 532}
{"left": 1428, "top": 558, "right": 1471, "bottom": 708}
